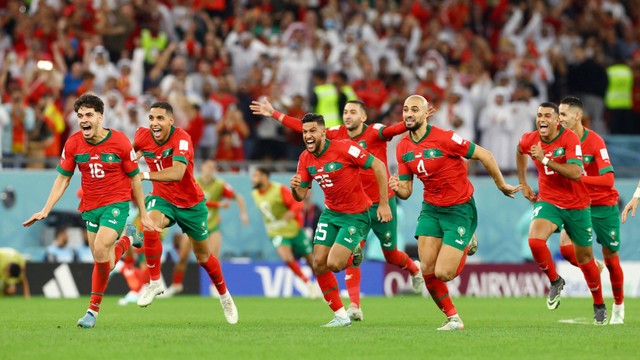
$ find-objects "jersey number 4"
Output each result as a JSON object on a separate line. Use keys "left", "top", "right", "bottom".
{"left": 416, "top": 159, "right": 428, "bottom": 175}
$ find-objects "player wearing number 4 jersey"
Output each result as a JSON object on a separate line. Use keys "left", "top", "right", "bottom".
{"left": 389, "top": 95, "right": 521, "bottom": 331}
{"left": 251, "top": 98, "right": 423, "bottom": 321}
{"left": 290, "top": 113, "right": 392, "bottom": 327}
{"left": 23, "top": 94, "right": 159, "bottom": 329}
{"left": 517, "top": 101, "right": 605, "bottom": 325}
{"left": 133, "top": 102, "right": 238, "bottom": 324}
{"left": 557, "top": 96, "right": 625, "bottom": 324}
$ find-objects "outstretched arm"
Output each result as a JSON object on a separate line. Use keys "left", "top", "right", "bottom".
{"left": 234, "top": 194, "right": 249, "bottom": 225}
{"left": 250, "top": 97, "right": 303, "bottom": 132}
{"left": 472, "top": 145, "right": 521, "bottom": 198}
{"left": 23, "top": 174, "right": 71, "bottom": 227}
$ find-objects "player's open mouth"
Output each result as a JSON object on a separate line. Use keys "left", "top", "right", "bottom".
{"left": 81, "top": 124, "right": 92, "bottom": 136}
{"left": 151, "top": 128, "right": 162, "bottom": 138}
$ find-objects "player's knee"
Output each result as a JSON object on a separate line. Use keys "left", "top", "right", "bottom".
{"left": 312, "top": 260, "right": 327, "bottom": 275}
{"left": 435, "top": 268, "right": 456, "bottom": 282}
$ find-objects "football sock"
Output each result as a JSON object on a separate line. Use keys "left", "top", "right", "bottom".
{"left": 559, "top": 244, "right": 579, "bottom": 266}
{"left": 113, "top": 236, "right": 132, "bottom": 265}
{"left": 424, "top": 273, "right": 457, "bottom": 317}
{"left": 172, "top": 269, "right": 185, "bottom": 286}
{"left": 286, "top": 260, "right": 310, "bottom": 283}
{"left": 605, "top": 255, "right": 624, "bottom": 305}
{"left": 383, "top": 249, "right": 420, "bottom": 276}
{"left": 143, "top": 231, "right": 162, "bottom": 281}
{"left": 578, "top": 258, "right": 604, "bottom": 305}
{"left": 317, "top": 271, "right": 343, "bottom": 312}
{"left": 345, "top": 267, "right": 361, "bottom": 308}
{"left": 123, "top": 264, "right": 143, "bottom": 292}
{"left": 199, "top": 254, "right": 227, "bottom": 295}
{"left": 345, "top": 254, "right": 354, "bottom": 268}
{"left": 89, "top": 261, "right": 110, "bottom": 313}
{"left": 455, "top": 246, "right": 469, "bottom": 277}
{"left": 528, "top": 238, "right": 559, "bottom": 282}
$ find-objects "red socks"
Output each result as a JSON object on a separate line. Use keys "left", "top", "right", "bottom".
{"left": 89, "top": 261, "right": 111, "bottom": 312}
{"left": 528, "top": 238, "right": 559, "bottom": 282}
{"left": 424, "top": 273, "right": 457, "bottom": 317}
{"left": 172, "top": 269, "right": 185, "bottom": 286}
{"left": 114, "top": 236, "right": 131, "bottom": 264}
{"left": 578, "top": 259, "right": 604, "bottom": 304}
{"left": 200, "top": 255, "right": 227, "bottom": 295}
{"left": 143, "top": 231, "right": 162, "bottom": 281}
{"left": 286, "top": 261, "right": 310, "bottom": 283}
{"left": 559, "top": 244, "right": 578, "bottom": 266}
{"left": 383, "top": 249, "right": 420, "bottom": 276}
{"left": 345, "top": 267, "right": 361, "bottom": 307}
{"left": 317, "top": 271, "right": 343, "bottom": 312}
{"left": 605, "top": 256, "right": 624, "bottom": 305}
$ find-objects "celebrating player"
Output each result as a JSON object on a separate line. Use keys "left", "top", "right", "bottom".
{"left": 556, "top": 96, "right": 624, "bottom": 324}
{"left": 133, "top": 102, "right": 238, "bottom": 324}
{"left": 163, "top": 159, "right": 248, "bottom": 297}
{"left": 389, "top": 95, "right": 520, "bottom": 331}
{"left": 251, "top": 97, "right": 425, "bottom": 321}
{"left": 516, "top": 102, "right": 606, "bottom": 325}
{"left": 23, "top": 94, "right": 158, "bottom": 328}
{"left": 290, "top": 113, "right": 392, "bottom": 327}
{"left": 251, "top": 166, "right": 316, "bottom": 297}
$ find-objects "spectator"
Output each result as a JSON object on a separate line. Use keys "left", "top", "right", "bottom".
{"left": 45, "top": 226, "right": 75, "bottom": 263}
{"left": 2, "top": 87, "right": 35, "bottom": 168}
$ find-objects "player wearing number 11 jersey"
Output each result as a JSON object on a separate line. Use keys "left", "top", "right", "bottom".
{"left": 23, "top": 94, "right": 158, "bottom": 329}
{"left": 133, "top": 102, "right": 238, "bottom": 324}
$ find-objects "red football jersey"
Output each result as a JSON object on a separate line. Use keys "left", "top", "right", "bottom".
{"left": 396, "top": 125, "right": 475, "bottom": 206}
{"left": 580, "top": 129, "right": 619, "bottom": 206}
{"left": 57, "top": 129, "right": 139, "bottom": 212}
{"left": 134, "top": 126, "right": 204, "bottom": 208}
{"left": 518, "top": 127, "right": 590, "bottom": 210}
{"left": 297, "top": 139, "right": 374, "bottom": 214}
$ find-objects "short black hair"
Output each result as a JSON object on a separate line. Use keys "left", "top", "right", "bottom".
{"left": 560, "top": 96, "right": 583, "bottom": 110}
{"left": 301, "top": 113, "right": 325, "bottom": 127}
{"left": 346, "top": 99, "right": 367, "bottom": 115}
{"left": 312, "top": 68, "right": 327, "bottom": 81}
{"left": 336, "top": 71, "right": 349, "bottom": 82}
{"left": 539, "top": 101, "right": 559, "bottom": 114}
{"left": 8, "top": 263, "right": 21, "bottom": 278}
{"left": 255, "top": 166, "right": 272, "bottom": 177}
{"left": 150, "top": 101, "right": 174, "bottom": 115}
{"left": 74, "top": 93, "right": 104, "bottom": 114}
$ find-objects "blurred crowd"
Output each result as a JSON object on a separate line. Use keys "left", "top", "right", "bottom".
{"left": 0, "top": 0, "right": 639, "bottom": 173}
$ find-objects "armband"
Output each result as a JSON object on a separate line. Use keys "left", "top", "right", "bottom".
{"left": 541, "top": 157, "right": 549, "bottom": 166}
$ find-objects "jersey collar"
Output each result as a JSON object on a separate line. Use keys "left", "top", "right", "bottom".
{"left": 312, "top": 139, "right": 330, "bottom": 158}
{"left": 349, "top": 124, "right": 367, "bottom": 140}
{"left": 410, "top": 124, "right": 432, "bottom": 144}
{"left": 540, "top": 126, "right": 564, "bottom": 144}
{"left": 85, "top": 129, "right": 112, "bottom": 146}
{"left": 580, "top": 128, "right": 589, "bottom": 142}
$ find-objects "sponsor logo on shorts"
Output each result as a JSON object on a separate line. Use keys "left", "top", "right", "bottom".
{"left": 344, "top": 237, "right": 354, "bottom": 244}
{"left": 87, "top": 221, "right": 98, "bottom": 227}
{"left": 108, "top": 219, "right": 117, "bottom": 225}
{"left": 383, "top": 242, "right": 392, "bottom": 247}
{"left": 455, "top": 239, "right": 464, "bottom": 245}
{"left": 610, "top": 241, "right": 619, "bottom": 247}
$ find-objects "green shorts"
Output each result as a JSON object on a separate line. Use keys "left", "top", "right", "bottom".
{"left": 272, "top": 229, "right": 313, "bottom": 257}
{"left": 532, "top": 201, "right": 593, "bottom": 247}
{"left": 367, "top": 196, "right": 398, "bottom": 251}
{"left": 146, "top": 195, "right": 209, "bottom": 241}
{"left": 415, "top": 198, "right": 478, "bottom": 251}
{"left": 81, "top": 201, "right": 130, "bottom": 235}
{"left": 313, "top": 209, "right": 370, "bottom": 251}
{"left": 591, "top": 205, "right": 621, "bottom": 252}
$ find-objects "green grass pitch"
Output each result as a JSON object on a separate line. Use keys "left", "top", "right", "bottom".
{"left": 1, "top": 295, "right": 637, "bottom": 359}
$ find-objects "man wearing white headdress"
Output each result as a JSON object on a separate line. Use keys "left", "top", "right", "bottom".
{"left": 478, "top": 87, "right": 514, "bottom": 172}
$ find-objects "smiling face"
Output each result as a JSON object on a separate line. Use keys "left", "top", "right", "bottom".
{"left": 302, "top": 121, "right": 326, "bottom": 155}
{"left": 402, "top": 96, "right": 429, "bottom": 132}
{"left": 558, "top": 103, "right": 581, "bottom": 132}
{"left": 77, "top": 106, "right": 104, "bottom": 142}
{"left": 251, "top": 169, "right": 268, "bottom": 190}
{"left": 536, "top": 106, "right": 560, "bottom": 141}
{"left": 342, "top": 102, "right": 366, "bottom": 131}
{"left": 148, "top": 107, "right": 174, "bottom": 143}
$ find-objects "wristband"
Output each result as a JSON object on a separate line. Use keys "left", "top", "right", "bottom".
{"left": 142, "top": 172, "right": 150, "bottom": 180}
{"left": 541, "top": 157, "right": 549, "bottom": 166}
{"left": 633, "top": 187, "right": 640, "bottom": 199}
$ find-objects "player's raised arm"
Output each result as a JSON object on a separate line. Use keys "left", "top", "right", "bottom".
{"left": 471, "top": 145, "right": 521, "bottom": 198}
{"left": 23, "top": 173, "right": 71, "bottom": 227}
{"left": 250, "top": 97, "right": 303, "bottom": 133}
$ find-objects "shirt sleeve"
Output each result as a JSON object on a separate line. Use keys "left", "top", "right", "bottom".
{"left": 442, "top": 130, "right": 476, "bottom": 159}
{"left": 379, "top": 122, "right": 407, "bottom": 141}
{"left": 592, "top": 136, "right": 614, "bottom": 175}
{"left": 56, "top": 138, "right": 76, "bottom": 176}
{"left": 344, "top": 141, "right": 374, "bottom": 170}
{"left": 173, "top": 131, "right": 193, "bottom": 165}
{"left": 120, "top": 135, "right": 140, "bottom": 177}
{"left": 564, "top": 133, "right": 584, "bottom": 167}
{"left": 297, "top": 155, "right": 312, "bottom": 188}
{"left": 280, "top": 185, "right": 304, "bottom": 227}
{"left": 132, "top": 128, "right": 145, "bottom": 151}
{"left": 396, "top": 142, "right": 413, "bottom": 181}
{"left": 222, "top": 183, "right": 236, "bottom": 199}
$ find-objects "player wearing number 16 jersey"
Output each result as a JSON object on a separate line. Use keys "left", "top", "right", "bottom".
{"left": 516, "top": 102, "right": 605, "bottom": 325}
{"left": 389, "top": 95, "right": 520, "bottom": 331}
{"left": 133, "top": 102, "right": 238, "bottom": 324}
{"left": 23, "top": 94, "right": 158, "bottom": 329}
{"left": 290, "top": 113, "right": 392, "bottom": 327}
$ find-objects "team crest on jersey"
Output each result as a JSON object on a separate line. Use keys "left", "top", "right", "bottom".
{"left": 553, "top": 147, "right": 565, "bottom": 157}
{"left": 358, "top": 140, "right": 367, "bottom": 149}
{"left": 348, "top": 226, "right": 357, "bottom": 236}
{"left": 583, "top": 155, "right": 594, "bottom": 164}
